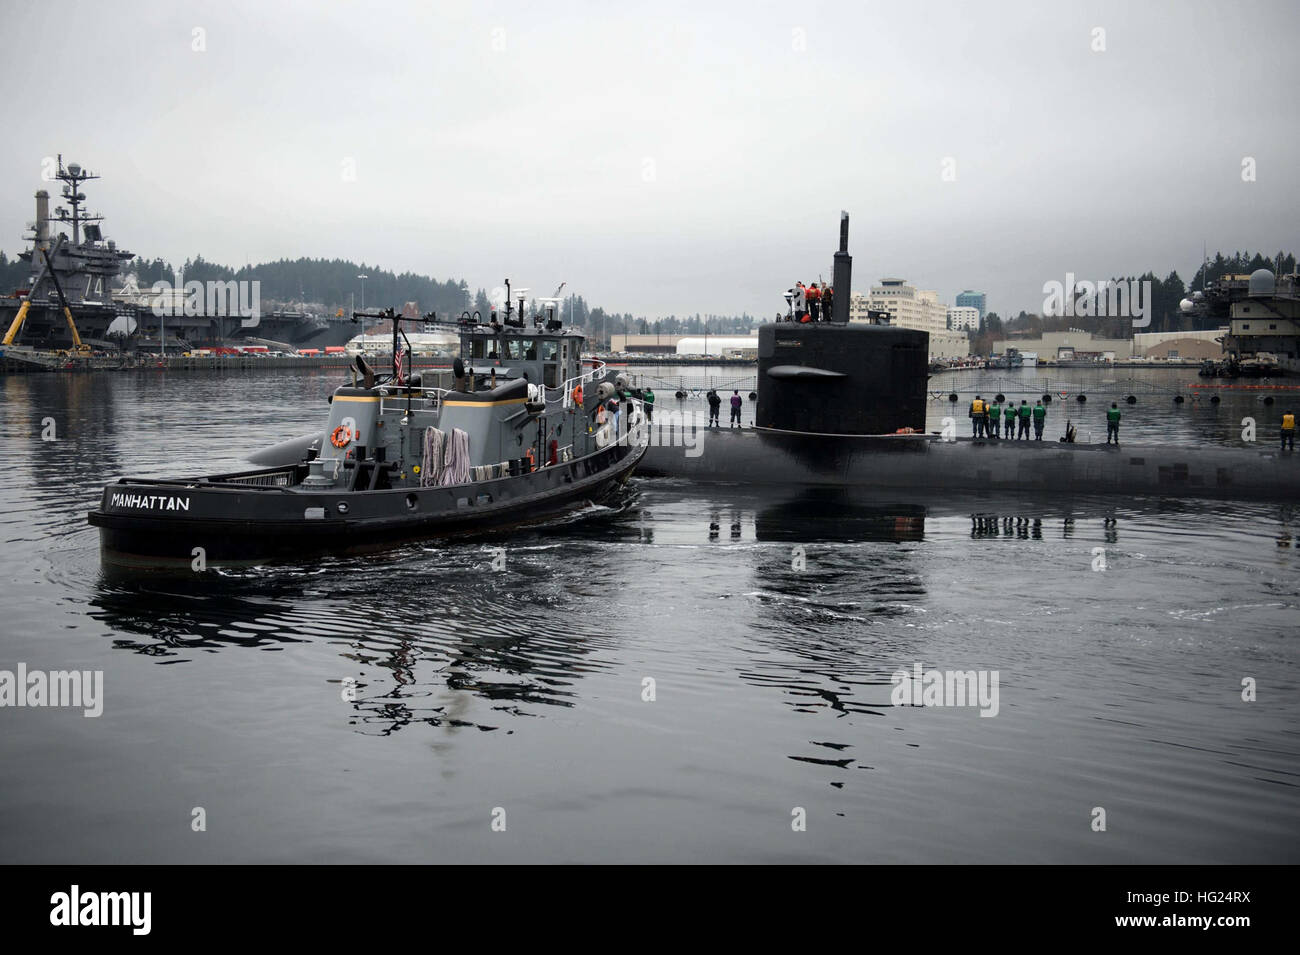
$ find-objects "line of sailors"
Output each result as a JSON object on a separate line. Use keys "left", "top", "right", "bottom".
{"left": 785, "top": 281, "right": 834, "bottom": 323}
{"left": 970, "top": 395, "right": 1053, "bottom": 441}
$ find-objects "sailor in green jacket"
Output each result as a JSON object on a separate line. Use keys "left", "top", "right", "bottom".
{"left": 1017, "top": 399, "right": 1031, "bottom": 439}
{"left": 1032, "top": 399, "right": 1046, "bottom": 440}
{"left": 643, "top": 388, "right": 655, "bottom": 422}
{"left": 988, "top": 399, "right": 1001, "bottom": 438}
{"left": 1106, "top": 403, "right": 1122, "bottom": 445}
{"left": 1004, "top": 402, "right": 1017, "bottom": 438}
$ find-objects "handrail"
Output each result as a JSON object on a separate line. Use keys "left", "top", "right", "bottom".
{"left": 376, "top": 384, "right": 453, "bottom": 416}
{"left": 559, "top": 358, "right": 608, "bottom": 409}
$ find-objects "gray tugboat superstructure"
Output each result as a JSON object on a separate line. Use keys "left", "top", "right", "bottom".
{"left": 88, "top": 295, "right": 647, "bottom": 568}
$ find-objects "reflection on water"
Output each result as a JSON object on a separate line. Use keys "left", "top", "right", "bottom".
{"left": 88, "top": 538, "right": 623, "bottom": 737}
{"left": 3, "top": 370, "right": 1299, "bottom": 862}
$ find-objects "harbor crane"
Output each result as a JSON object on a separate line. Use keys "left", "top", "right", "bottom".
{"left": 1, "top": 236, "right": 90, "bottom": 353}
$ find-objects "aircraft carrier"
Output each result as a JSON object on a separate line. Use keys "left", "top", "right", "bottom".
{"left": 0, "top": 157, "right": 357, "bottom": 353}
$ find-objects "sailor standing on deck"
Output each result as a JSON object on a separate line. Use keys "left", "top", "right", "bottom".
{"left": 822, "top": 284, "right": 834, "bottom": 321}
{"left": 1033, "top": 400, "right": 1046, "bottom": 440}
{"left": 1282, "top": 411, "right": 1296, "bottom": 451}
{"left": 793, "top": 283, "right": 808, "bottom": 322}
{"left": 1018, "top": 400, "right": 1031, "bottom": 439}
{"left": 707, "top": 389, "right": 722, "bottom": 427}
{"left": 1004, "top": 402, "right": 1016, "bottom": 438}
{"left": 1106, "top": 403, "right": 1122, "bottom": 445}
{"left": 806, "top": 283, "right": 822, "bottom": 322}
{"left": 643, "top": 387, "right": 655, "bottom": 422}
{"left": 730, "top": 390, "right": 743, "bottom": 427}
{"left": 970, "top": 395, "right": 985, "bottom": 438}
{"left": 988, "top": 398, "right": 1001, "bottom": 438}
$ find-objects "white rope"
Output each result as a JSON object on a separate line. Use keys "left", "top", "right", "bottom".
{"left": 439, "top": 427, "right": 471, "bottom": 486}
{"left": 421, "top": 427, "right": 446, "bottom": 487}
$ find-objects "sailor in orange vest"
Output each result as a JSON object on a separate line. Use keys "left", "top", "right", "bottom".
{"left": 806, "top": 282, "right": 822, "bottom": 321}
{"left": 1283, "top": 410, "right": 1296, "bottom": 451}
{"left": 969, "top": 395, "right": 986, "bottom": 438}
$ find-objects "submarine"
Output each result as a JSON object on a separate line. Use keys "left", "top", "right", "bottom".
{"left": 637, "top": 214, "right": 1299, "bottom": 502}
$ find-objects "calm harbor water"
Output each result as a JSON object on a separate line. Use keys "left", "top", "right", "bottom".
{"left": 1, "top": 366, "right": 1297, "bottom": 863}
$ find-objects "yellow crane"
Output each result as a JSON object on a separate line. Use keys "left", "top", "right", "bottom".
{"left": 1, "top": 240, "right": 90, "bottom": 354}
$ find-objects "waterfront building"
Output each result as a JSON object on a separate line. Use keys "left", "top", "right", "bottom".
{"left": 947, "top": 306, "right": 980, "bottom": 331}
{"left": 993, "top": 329, "right": 1133, "bottom": 361}
{"left": 955, "top": 290, "right": 987, "bottom": 320}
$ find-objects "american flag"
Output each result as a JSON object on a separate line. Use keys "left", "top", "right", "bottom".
{"left": 395, "top": 346, "right": 407, "bottom": 384}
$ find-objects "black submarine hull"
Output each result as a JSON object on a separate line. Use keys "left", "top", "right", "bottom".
{"left": 638, "top": 427, "right": 1299, "bottom": 502}
{"left": 88, "top": 441, "right": 644, "bottom": 570}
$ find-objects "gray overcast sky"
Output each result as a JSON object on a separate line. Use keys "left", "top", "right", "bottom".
{"left": 1, "top": 0, "right": 1297, "bottom": 319}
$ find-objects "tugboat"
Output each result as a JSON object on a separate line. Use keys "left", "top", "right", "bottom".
{"left": 88, "top": 294, "right": 646, "bottom": 569}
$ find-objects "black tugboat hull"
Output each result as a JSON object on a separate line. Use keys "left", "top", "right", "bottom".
{"left": 88, "top": 442, "right": 644, "bottom": 570}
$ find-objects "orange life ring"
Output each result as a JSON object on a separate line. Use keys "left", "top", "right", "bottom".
{"left": 331, "top": 425, "right": 353, "bottom": 448}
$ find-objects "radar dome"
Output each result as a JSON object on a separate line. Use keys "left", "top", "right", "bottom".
{"left": 1179, "top": 298, "right": 1195, "bottom": 313}
{"left": 1248, "top": 268, "right": 1276, "bottom": 297}
{"left": 67, "top": 163, "right": 81, "bottom": 176}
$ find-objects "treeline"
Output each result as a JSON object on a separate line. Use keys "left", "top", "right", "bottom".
{"left": 0, "top": 249, "right": 754, "bottom": 347}
{"left": 0, "top": 250, "right": 26, "bottom": 294}
{"left": 126, "top": 255, "right": 758, "bottom": 346}
{"left": 1190, "top": 250, "right": 1296, "bottom": 291}
{"left": 130, "top": 255, "right": 473, "bottom": 319}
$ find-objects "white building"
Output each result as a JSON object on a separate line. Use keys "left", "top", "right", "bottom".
{"left": 675, "top": 332, "right": 760, "bottom": 357}
{"left": 928, "top": 331, "right": 972, "bottom": 359}
{"left": 947, "top": 306, "right": 980, "bottom": 331}
{"left": 861, "top": 278, "right": 948, "bottom": 334}
{"left": 849, "top": 278, "right": 967, "bottom": 358}
{"left": 345, "top": 329, "right": 458, "bottom": 358}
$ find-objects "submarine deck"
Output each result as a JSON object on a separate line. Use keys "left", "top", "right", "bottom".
{"left": 638, "top": 426, "right": 1299, "bottom": 502}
